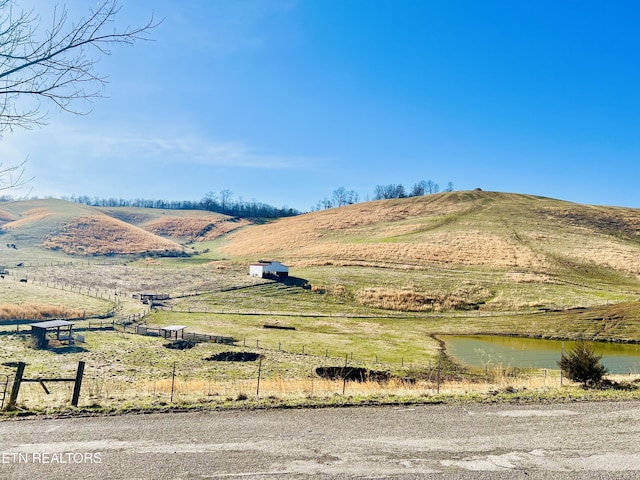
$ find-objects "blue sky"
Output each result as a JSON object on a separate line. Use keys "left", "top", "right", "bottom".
{"left": 1, "top": 0, "right": 639, "bottom": 211}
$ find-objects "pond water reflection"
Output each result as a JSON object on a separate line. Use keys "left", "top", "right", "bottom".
{"left": 441, "top": 335, "right": 640, "bottom": 374}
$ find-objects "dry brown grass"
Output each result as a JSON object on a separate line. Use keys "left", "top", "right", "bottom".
{"left": 224, "top": 231, "right": 546, "bottom": 269}
{"left": 505, "top": 272, "right": 559, "bottom": 284}
{"left": 220, "top": 191, "right": 640, "bottom": 283}
{"left": 355, "top": 283, "right": 491, "bottom": 312}
{"left": 42, "top": 216, "right": 185, "bottom": 256}
{"left": 0, "top": 303, "right": 84, "bottom": 320}
{"left": 536, "top": 205, "right": 640, "bottom": 239}
{"left": 144, "top": 216, "right": 250, "bottom": 241}
{"left": 220, "top": 193, "right": 549, "bottom": 269}
{"left": 18, "top": 368, "right": 633, "bottom": 411}
{"left": 528, "top": 231, "right": 640, "bottom": 275}
{"left": 1, "top": 207, "right": 53, "bottom": 229}
{"left": 0, "top": 208, "right": 18, "bottom": 223}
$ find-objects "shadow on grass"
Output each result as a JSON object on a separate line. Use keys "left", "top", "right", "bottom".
{"left": 279, "top": 276, "right": 310, "bottom": 288}
{"left": 47, "top": 345, "right": 89, "bottom": 354}
{"left": 204, "top": 351, "right": 263, "bottom": 362}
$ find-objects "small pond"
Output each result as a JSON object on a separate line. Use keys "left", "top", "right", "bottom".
{"left": 441, "top": 335, "right": 640, "bottom": 374}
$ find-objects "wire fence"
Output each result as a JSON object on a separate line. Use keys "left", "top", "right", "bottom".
{"left": 4, "top": 334, "right": 640, "bottom": 411}
{"left": 4, "top": 357, "right": 583, "bottom": 411}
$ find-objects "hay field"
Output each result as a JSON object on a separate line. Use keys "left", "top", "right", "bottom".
{"left": 17, "top": 260, "right": 261, "bottom": 295}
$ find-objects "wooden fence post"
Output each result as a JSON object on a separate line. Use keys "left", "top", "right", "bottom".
{"left": 170, "top": 362, "right": 176, "bottom": 402}
{"left": 342, "top": 354, "right": 348, "bottom": 395}
{"left": 256, "top": 357, "right": 262, "bottom": 397}
{"left": 6, "top": 362, "right": 25, "bottom": 410}
{"left": 71, "top": 361, "right": 85, "bottom": 407}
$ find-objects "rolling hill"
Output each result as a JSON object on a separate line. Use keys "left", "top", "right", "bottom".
{"left": 0, "top": 199, "right": 249, "bottom": 257}
{"left": 0, "top": 191, "right": 638, "bottom": 315}
{"left": 98, "top": 206, "right": 251, "bottom": 243}
{"left": 220, "top": 190, "right": 640, "bottom": 276}
{"left": 212, "top": 191, "right": 640, "bottom": 313}
{"left": 1, "top": 192, "right": 640, "bottom": 307}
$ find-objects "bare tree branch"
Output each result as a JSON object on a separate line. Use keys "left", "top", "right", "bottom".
{"left": 0, "top": 1, "right": 159, "bottom": 193}
{"left": 0, "top": 158, "right": 32, "bottom": 192}
{"left": 0, "top": 0, "right": 159, "bottom": 133}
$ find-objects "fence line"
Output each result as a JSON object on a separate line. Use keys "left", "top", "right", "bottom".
{"left": 123, "top": 324, "right": 234, "bottom": 345}
{"left": 4, "top": 356, "right": 592, "bottom": 411}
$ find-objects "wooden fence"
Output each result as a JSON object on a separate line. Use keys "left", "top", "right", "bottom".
{"left": 125, "top": 324, "right": 234, "bottom": 345}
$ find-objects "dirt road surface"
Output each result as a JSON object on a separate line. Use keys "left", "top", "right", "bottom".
{"left": 1, "top": 401, "right": 640, "bottom": 479}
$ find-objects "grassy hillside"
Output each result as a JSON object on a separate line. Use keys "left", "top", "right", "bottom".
{"left": 214, "top": 191, "right": 640, "bottom": 312}
{"left": 98, "top": 207, "right": 251, "bottom": 242}
{"left": 0, "top": 200, "right": 249, "bottom": 258}
{"left": 221, "top": 190, "right": 640, "bottom": 272}
{"left": 2, "top": 192, "right": 640, "bottom": 314}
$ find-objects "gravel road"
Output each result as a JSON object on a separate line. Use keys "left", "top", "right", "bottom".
{"left": 1, "top": 401, "right": 640, "bottom": 479}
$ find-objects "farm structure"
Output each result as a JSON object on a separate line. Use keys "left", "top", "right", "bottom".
{"left": 29, "top": 320, "right": 75, "bottom": 349}
{"left": 133, "top": 293, "right": 170, "bottom": 305}
{"left": 160, "top": 325, "right": 187, "bottom": 340}
{"left": 249, "top": 260, "right": 289, "bottom": 279}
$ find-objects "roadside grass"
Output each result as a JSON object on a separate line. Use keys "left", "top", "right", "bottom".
{"left": 2, "top": 309, "right": 640, "bottom": 414}
{"left": 6, "top": 360, "right": 640, "bottom": 414}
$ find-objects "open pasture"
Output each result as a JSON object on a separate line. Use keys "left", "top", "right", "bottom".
{"left": 2, "top": 192, "right": 640, "bottom": 412}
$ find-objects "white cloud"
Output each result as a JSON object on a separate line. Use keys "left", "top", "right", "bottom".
{"left": 0, "top": 120, "right": 326, "bottom": 202}
{"left": 0, "top": 122, "right": 318, "bottom": 170}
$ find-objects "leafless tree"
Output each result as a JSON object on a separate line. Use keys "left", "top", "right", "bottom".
{"left": 0, "top": 0, "right": 157, "bottom": 191}
{"left": 0, "top": 0, "right": 158, "bottom": 133}
{"left": 411, "top": 180, "right": 427, "bottom": 196}
{"left": 219, "top": 189, "right": 233, "bottom": 212}
{"left": 374, "top": 183, "right": 406, "bottom": 200}
{"left": 330, "top": 187, "right": 359, "bottom": 207}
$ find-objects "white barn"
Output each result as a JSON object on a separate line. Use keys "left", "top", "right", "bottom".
{"left": 249, "top": 260, "right": 289, "bottom": 278}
